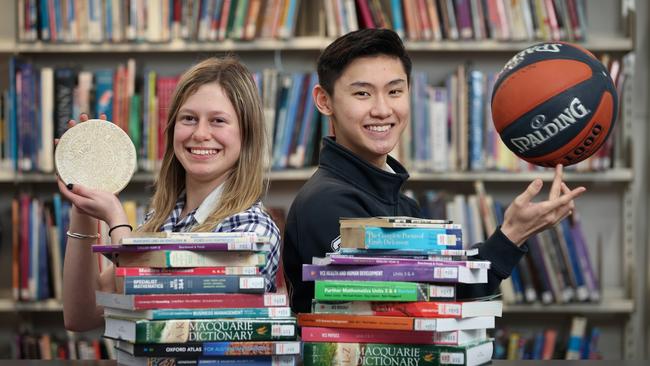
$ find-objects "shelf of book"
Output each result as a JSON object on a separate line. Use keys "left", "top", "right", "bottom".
{"left": 0, "top": 168, "right": 635, "bottom": 184}
{"left": 1, "top": 37, "right": 634, "bottom": 54}
{"left": 0, "top": 299, "right": 63, "bottom": 312}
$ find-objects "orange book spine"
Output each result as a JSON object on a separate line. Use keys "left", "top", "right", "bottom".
{"left": 298, "top": 313, "right": 415, "bottom": 331}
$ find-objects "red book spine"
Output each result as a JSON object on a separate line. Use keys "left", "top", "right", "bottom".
{"left": 115, "top": 266, "right": 260, "bottom": 276}
{"left": 300, "top": 327, "right": 467, "bottom": 346}
{"left": 355, "top": 0, "right": 375, "bottom": 28}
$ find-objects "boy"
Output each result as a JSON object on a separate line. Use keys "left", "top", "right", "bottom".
{"left": 283, "top": 29, "right": 585, "bottom": 313}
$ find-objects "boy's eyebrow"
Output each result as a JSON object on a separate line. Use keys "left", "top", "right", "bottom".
{"left": 348, "top": 79, "right": 407, "bottom": 88}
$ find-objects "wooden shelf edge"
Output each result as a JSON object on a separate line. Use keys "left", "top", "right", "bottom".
{"left": 502, "top": 299, "right": 635, "bottom": 314}
{"left": 1, "top": 37, "right": 633, "bottom": 54}
{"left": 0, "top": 168, "right": 634, "bottom": 184}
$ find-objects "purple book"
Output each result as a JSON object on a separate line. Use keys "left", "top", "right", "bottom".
{"left": 92, "top": 242, "right": 271, "bottom": 253}
{"left": 570, "top": 215, "right": 600, "bottom": 301}
{"left": 315, "top": 255, "right": 490, "bottom": 270}
{"left": 302, "top": 264, "right": 487, "bottom": 284}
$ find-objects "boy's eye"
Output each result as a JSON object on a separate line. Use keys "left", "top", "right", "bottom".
{"left": 354, "top": 91, "right": 370, "bottom": 97}
{"left": 390, "top": 89, "right": 404, "bottom": 96}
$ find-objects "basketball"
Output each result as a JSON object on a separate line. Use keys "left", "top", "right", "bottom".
{"left": 491, "top": 42, "right": 618, "bottom": 167}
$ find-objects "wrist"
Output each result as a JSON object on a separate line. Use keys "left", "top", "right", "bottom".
{"left": 500, "top": 223, "right": 524, "bottom": 247}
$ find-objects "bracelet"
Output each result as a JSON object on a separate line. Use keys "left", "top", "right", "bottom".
{"left": 66, "top": 231, "right": 100, "bottom": 240}
{"left": 109, "top": 224, "right": 133, "bottom": 237}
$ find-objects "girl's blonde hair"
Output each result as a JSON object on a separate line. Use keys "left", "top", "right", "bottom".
{"left": 139, "top": 57, "right": 268, "bottom": 232}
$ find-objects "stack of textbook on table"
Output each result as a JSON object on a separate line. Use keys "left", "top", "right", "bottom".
{"left": 93, "top": 232, "right": 299, "bottom": 366}
{"left": 299, "top": 217, "right": 499, "bottom": 366}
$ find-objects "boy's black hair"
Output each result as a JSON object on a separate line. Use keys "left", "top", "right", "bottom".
{"left": 317, "top": 28, "right": 412, "bottom": 95}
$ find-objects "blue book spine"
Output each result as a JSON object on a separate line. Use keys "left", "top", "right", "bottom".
{"left": 37, "top": 209, "right": 50, "bottom": 300}
{"left": 295, "top": 73, "right": 318, "bottom": 165}
{"left": 105, "top": 0, "right": 113, "bottom": 41}
{"left": 52, "top": 193, "right": 65, "bottom": 265}
{"left": 39, "top": 0, "right": 50, "bottom": 40}
{"left": 277, "top": 73, "right": 304, "bottom": 169}
{"left": 54, "top": 0, "right": 63, "bottom": 41}
{"left": 123, "top": 275, "right": 266, "bottom": 295}
{"left": 390, "top": 0, "right": 404, "bottom": 39}
{"left": 532, "top": 331, "right": 545, "bottom": 359}
{"left": 509, "top": 266, "right": 524, "bottom": 303}
{"left": 8, "top": 58, "right": 17, "bottom": 170}
{"left": 150, "top": 307, "right": 291, "bottom": 320}
{"left": 560, "top": 219, "right": 586, "bottom": 289}
{"left": 469, "top": 70, "right": 484, "bottom": 171}
{"left": 94, "top": 69, "right": 114, "bottom": 120}
{"left": 362, "top": 227, "right": 463, "bottom": 250}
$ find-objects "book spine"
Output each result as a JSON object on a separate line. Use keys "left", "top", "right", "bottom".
{"left": 149, "top": 307, "right": 292, "bottom": 320}
{"left": 314, "top": 280, "right": 429, "bottom": 302}
{"left": 303, "top": 341, "right": 492, "bottom": 366}
{"left": 134, "top": 319, "right": 297, "bottom": 343}
{"left": 123, "top": 275, "right": 266, "bottom": 295}
{"left": 130, "top": 293, "right": 288, "bottom": 309}
{"left": 300, "top": 327, "right": 479, "bottom": 346}
{"left": 128, "top": 341, "right": 301, "bottom": 357}
{"left": 115, "top": 266, "right": 260, "bottom": 276}
{"left": 303, "top": 264, "right": 484, "bottom": 283}
{"left": 94, "top": 242, "right": 270, "bottom": 252}
{"left": 312, "top": 300, "right": 491, "bottom": 319}
{"left": 324, "top": 256, "right": 490, "bottom": 269}
{"left": 342, "top": 227, "right": 463, "bottom": 250}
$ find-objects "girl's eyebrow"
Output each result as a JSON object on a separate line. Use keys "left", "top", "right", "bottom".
{"left": 178, "top": 108, "right": 232, "bottom": 118}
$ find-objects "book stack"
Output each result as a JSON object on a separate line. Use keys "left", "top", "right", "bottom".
{"left": 299, "top": 217, "right": 499, "bottom": 366}
{"left": 92, "top": 232, "right": 299, "bottom": 366}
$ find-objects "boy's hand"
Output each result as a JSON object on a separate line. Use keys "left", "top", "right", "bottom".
{"left": 500, "top": 165, "right": 586, "bottom": 246}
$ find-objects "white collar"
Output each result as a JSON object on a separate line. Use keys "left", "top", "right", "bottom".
{"left": 383, "top": 162, "right": 395, "bottom": 174}
{"left": 193, "top": 183, "right": 225, "bottom": 225}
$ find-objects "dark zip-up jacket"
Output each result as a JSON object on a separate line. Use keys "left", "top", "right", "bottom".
{"left": 283, "top": 137, "right": 527, "bottom": 313}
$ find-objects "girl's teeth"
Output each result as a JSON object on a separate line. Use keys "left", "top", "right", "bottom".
{"left": 191, "top": 149, "right": 217, "bottom": 155}
{"left": 367, "top": 125, "right": 390, "bottom": 132}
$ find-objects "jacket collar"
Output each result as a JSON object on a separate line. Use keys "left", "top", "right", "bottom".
{"left": 319, "top": 136, "right": 410, "bottom": 203}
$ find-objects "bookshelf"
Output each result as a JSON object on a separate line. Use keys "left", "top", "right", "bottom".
{"left": 0, "top": 0, "right": 646, "bottom": 361}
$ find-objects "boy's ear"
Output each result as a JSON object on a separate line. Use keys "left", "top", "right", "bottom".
{"left": 313, "top": 84, "right": 333, "bottom": 116}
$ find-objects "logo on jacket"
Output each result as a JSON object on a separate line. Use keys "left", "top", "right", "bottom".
{"left": 330, "top": 236, "right": 341, "bottom": 251}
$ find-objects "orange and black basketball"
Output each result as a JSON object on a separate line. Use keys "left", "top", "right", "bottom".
{"left": 491, "top": 42, "right": 617, "bottom": 167}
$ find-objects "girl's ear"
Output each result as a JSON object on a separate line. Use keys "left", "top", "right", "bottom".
{"left": 312, "top": 84, "right": 333, "bottom": 116}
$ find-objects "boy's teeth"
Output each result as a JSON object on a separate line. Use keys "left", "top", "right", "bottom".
{"left": 367, "top": 125, "right": 390, "bottom": 132}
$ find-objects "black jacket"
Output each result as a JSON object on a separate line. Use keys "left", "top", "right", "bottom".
{"left": 283, "top": 137, "right": 527, "bottom": 313}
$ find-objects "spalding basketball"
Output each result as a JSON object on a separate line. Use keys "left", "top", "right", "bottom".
{"left": 491, "top": 42, "right": 618, "bottom": 167}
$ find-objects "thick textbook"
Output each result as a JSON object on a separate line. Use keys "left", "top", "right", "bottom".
{"left": 96, "top": 290, "right": 288, "bottom": 310}
{"left": 103, "top": 250, "right": 267, "bottom": 268}
{"left": 116, "top": 275, "right": 266, "bottom": 295}
{"left": 339, "top": 217, "right": 455, "bottom": 227}
{"left": 303, "top": 264, "right": 487, "bottom": 283}
{"left": 297, "top": 313, "right": 495, "bottom": 332}
{"left": 104, "top": 318, "right": 297, "bottom": 343}
{"left": 93, "top": 242, "right": 272, "bottom": 252}
{"left": 115, "top": 340, "right": 301, "bottom": 357}
{"left": 114, "top": 266, "right": 260, "bottom": 276}
{"left": 303, "top": 340, "right": 494, "bottom": 366}
{"left": 115, "top": 349, "right": 298, "bottom": 366}
{"left": 312, "top": 300, "right": 502, "bottom": 318}
{"left": 340, "top": 226, "right": 463, "bottom": 250}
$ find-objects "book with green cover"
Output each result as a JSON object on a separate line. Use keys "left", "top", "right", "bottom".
{"left": 303, "top": 341, "right": 493, "bottom": 366}
{"left": 104, "top": 318, "right": 297, "bottom": 343}
{"left": 314, "top": 280, "right": 429, "bottom": 302}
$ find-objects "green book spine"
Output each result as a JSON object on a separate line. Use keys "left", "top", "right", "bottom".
{"left": 135, "top": 319, "right": 297, "bottom": 343}
{"left": 303, "top": 341, "right": 492, "bottom": 366}
{"left": 314, "top": 280, "right": 429, "bottom": 302}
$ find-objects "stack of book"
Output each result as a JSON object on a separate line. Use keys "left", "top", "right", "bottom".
{"left": 299, "top": 217, "right": 499, "bottom": 366}
{"left": 93, "top": 232, "right": 300, "bottom": 366}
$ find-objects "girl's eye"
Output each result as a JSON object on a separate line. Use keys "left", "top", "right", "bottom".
{"left": 179, "top": 115, "right": 197, "bottom": 123}
{"left": 211, "top": 118, "right": 227, "bottom": 125}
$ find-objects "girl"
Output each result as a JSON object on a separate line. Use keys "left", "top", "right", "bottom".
{"left": 57, "top": 57, "right": 280, "bottom": 331}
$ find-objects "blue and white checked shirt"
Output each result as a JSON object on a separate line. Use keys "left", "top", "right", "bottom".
{"left": 144, "top": 187, "right": 280, "bottom": 291}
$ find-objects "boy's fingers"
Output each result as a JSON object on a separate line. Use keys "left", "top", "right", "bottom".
{"left": 549, "top": 165, "right": 563, "bottom": 200}
{"left": 516, "top": 179, "right": 543, "bottom": 204}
